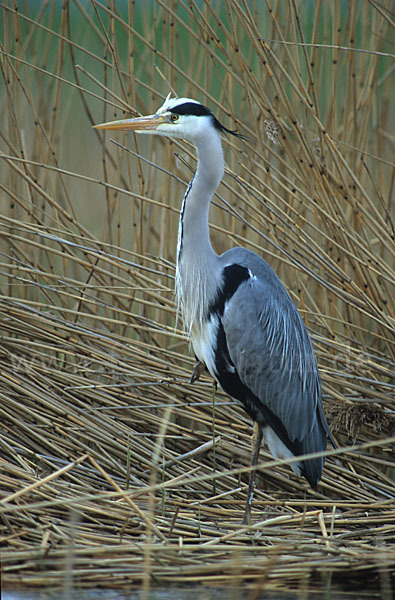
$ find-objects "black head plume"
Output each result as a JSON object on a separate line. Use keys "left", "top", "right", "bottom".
{"left": 168, "top": 101, "right": 248, "bottom": 141}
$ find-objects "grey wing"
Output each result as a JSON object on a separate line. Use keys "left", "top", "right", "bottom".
{"left": 221, "top": 274, "right": 323, "bottom": 445}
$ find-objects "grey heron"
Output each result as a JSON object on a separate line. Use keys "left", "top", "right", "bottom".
{"left": 95, "top": 95, "right": 334, "bottom": 523}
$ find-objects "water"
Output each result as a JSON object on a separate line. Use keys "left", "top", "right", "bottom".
{"left": 0, "top": 589, "right": 320, "bottom": 600}
{"left": 4, "top": 592, "right": 235, "bottom": 600}
{"left": 1, "top": 588, "right": 372, "bottom": 600}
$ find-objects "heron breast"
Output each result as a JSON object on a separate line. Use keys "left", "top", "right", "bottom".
{"left": 190, "top": 316, "right": 219, "bottom": 378}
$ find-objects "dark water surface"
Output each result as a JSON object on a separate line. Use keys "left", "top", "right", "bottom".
{"left": 2, "top": 588, "right": 378, "bottom": 600}
{"left": 0, "top": 590, "right": 321, "bottom": 600}
{"left": 1, "top": 593, "right": 300, "bottom": 600}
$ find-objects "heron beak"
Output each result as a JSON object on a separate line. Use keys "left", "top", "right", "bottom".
{"left": 94, "top": 114, "right": 166, "bottom": 132}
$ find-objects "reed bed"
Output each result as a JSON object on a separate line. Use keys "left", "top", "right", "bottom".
{"left": 0, "top": 1, "right": 394, "bottom": 597}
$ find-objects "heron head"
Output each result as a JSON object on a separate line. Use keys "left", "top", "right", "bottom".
{"left": 94, "top": 94, "right": 242, "bottom": 143}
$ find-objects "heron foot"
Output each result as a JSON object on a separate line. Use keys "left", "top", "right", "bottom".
{"left": 190, "top": 360, "right": 206, "bottom": 383}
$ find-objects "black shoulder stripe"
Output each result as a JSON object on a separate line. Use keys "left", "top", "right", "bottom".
{"left": 209, "top": 264, "right": 250, "bottom": 317}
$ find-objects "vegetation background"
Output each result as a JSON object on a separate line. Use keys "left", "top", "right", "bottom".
{"left": 0, "top": 1, "right": 394, "bottom": 597}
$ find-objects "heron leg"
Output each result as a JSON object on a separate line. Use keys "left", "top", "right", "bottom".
{"left": 242, "top": 421, "right": 263, "bottom": 525}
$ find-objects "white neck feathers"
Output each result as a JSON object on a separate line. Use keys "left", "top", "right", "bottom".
{"left": 176, "top": 128, "right": 224, "bottom": 334}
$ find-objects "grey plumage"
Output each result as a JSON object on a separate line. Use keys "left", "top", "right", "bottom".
{"left": 219, "top": 247, "right": 330, "bottom": 487}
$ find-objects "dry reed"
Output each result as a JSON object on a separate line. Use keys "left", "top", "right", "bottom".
{"left": 0, "top": 1, "right": 394, "bottom": 597}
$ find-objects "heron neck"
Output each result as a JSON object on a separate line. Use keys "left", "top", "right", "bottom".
{"left": 183, "top": 132, "right": 224, "bottom": 253}
{"left": 176, "top": 129, "right": 224, "bottom": 331}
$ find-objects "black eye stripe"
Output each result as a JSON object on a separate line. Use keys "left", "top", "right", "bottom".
{"left": 168, "top": 102, "right": 245, "bottom": 139}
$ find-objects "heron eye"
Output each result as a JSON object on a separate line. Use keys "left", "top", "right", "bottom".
{"left": 170, "top": 114, "right": 179, "bottom": 122}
